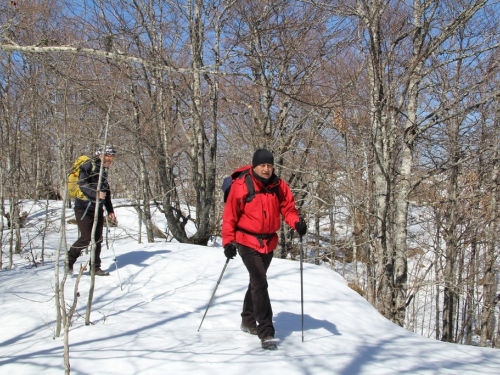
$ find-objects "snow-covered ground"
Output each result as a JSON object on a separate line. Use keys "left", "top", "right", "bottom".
{"left": 1, "top": 200, "right": 500, "bottom": 374}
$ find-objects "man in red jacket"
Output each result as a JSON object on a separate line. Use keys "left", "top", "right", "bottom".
{"left": 222, "top": 149, "right": 307, "bottom": 349}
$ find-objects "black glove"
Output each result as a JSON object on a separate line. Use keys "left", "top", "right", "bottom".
{"left": 295, "top": 218, "right": 307, "bottom": 236}
{"left": 224, "top": 243, "right": 237, "bottom": 259}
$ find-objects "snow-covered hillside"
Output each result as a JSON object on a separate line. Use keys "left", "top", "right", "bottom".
{"left": 1, "top": 201, "right": 500, "bottom": 374}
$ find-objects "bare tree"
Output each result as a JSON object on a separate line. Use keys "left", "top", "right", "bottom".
{"left": 480, "top": 97, "right": 500, "bottom": 346}
{"left": 333, "top": 0, "right": 498, "bottom": 327}
{"left": 2, "top": 0, "right": 500, "bottom": 349}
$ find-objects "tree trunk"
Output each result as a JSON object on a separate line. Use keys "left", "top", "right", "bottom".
{"left": 86, "top": 106, "right": 113, "bottom": 324}
{"left": 480, "top": 100, "right": 499, "bottom": 346}
{"left": 441, "top": 115, "right": 460, "bottom": 343}
{"left": 157, "top": 0, "right": 220, "bottom": 246}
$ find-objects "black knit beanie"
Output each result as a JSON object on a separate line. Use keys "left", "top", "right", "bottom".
{"left": 252, "top": 149, "right": 274, "bottom": 168}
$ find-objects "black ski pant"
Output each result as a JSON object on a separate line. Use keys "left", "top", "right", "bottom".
{"left": 68, "top": 207, "right": 104, "bottom": 269}
{"left": 237, "top": 243, "right": 274, "bottom": 339}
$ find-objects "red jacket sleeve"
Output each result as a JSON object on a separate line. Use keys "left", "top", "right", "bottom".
{"left": 278, "top": 181, "right": 301, "bottom": 230}
{"left": 221, "top": 178, "right": 244, "bottom": 247}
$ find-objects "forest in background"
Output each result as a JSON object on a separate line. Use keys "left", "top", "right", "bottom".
{"left": 1, "top": 0, "right": 500, "bottom": 349}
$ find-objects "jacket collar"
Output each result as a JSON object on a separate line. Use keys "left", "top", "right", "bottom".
{"left": 249, "top": 167, "right": 279, "bottom": 189}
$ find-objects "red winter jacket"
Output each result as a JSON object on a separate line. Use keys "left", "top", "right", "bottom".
{"left": 222, "top": 166, "right": 301, "bottom": 254}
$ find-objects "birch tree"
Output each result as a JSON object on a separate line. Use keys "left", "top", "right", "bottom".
{"left": 344, "top": 0, "right": 496, "bottom": 326}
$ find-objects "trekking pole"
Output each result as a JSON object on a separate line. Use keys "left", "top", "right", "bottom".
{"left": 198, "top": 258, "right": 230, "bottom": 332}
{"left": 106, "top": 217, "right": 123, "bottom": 291}
{"left": 300, "top": 235, "right": 305, "bottom": 342}
{"left": 81, "top": 201, "right": 92, "bottom": 220}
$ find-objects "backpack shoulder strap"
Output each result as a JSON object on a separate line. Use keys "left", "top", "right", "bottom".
{"left": 85, "top": 158, "right": 97, "bottom": 172}
{"left": 243, "top": 172, "right": 282, "bottom": 203}
{"left": 244, "top": 173, "right": 256, "bottom": 203}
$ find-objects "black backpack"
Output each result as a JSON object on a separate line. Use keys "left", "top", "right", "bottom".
{"left": 222, "top": 168, "right": 280, "bottom": 203}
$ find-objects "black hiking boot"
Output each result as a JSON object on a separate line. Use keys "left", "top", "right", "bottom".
{"left": 240, "top": 324, "right": 258, "bottom": 335}
{"left": 261, "top": 336, "right": 278, "bottom": 350}
{"left": 95, "top": 268, "right": 110, "bottom": 276}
